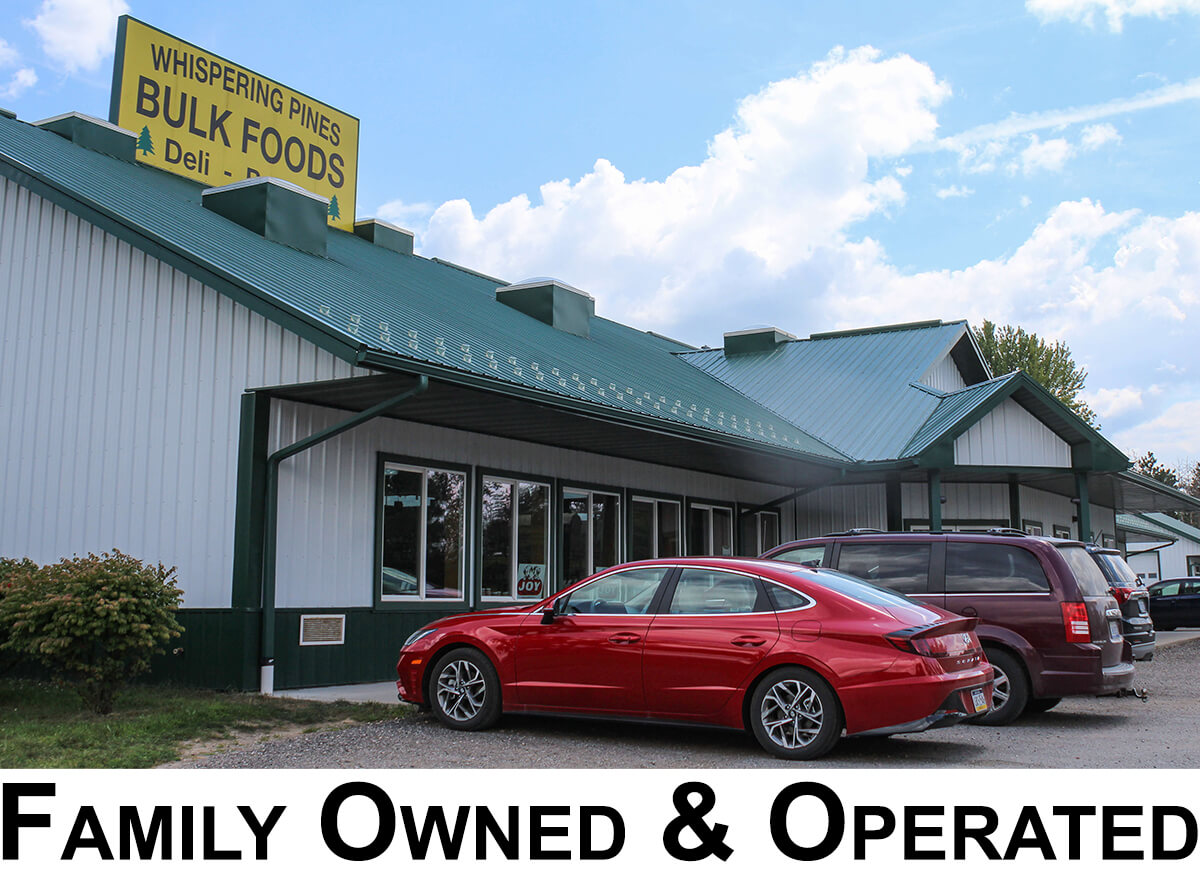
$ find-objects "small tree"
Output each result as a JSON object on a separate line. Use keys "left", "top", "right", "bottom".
{"left": 1133, "top": 451, "right": 1180, "bottom": 488}
{"left": 137, "top": 126, "right": 154, "bottom": 156}
{"left": 973, "top": 320, "right": 1096, "bottom": 425}
{"left": 0, "top": 550, "right": 183, "bottom": 714}
{"left": 328, "top": 195, "right": 340, "bottom": 220}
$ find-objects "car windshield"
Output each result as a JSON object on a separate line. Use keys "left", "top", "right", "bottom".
{"left": 1057, "top": 545, "right": 1112, "bottom": 597}
{"left": 791, "top": 567, "right": 920, "bottom": 608}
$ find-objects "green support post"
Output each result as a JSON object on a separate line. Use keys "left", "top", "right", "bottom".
{"left": 1075, "top": 472, "right": 1091, "bottom": 543}
{"left": 928, "top": 469, "right": 943, "bottom": 532}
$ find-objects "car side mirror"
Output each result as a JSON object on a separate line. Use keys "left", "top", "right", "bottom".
{"left": 540, "top": 604, "right": 558, "bottom": 625}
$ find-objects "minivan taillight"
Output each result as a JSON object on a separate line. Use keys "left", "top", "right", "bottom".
{"left": 1110, "top": 586, "right": 1134, "bottom": 605}
{"left": 1062, "top": 602, "right": 1091, "bottom": 642}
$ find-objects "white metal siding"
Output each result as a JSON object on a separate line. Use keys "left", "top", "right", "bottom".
{"left": 269, "top": 400, "right": 796, "bottom": 608}
{"left": 902, "top": 482, "right": 1008, "bottom": 526}
{"left": 953, "top": 398, "right": 1071, "bottom": 467}
{"left": 0, "top": 177, "right": 363, "bottom": 607}
{"left": 792, "top": 484, "right": 886, "bottom": 539}
{"left": 1017, "top": 486, "right": 1076, "bottom": 537}
{"left": 920, "top": 354, "right": 967, "bottom": 393}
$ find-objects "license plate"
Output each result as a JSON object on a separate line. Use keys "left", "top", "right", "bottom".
{"left": 971, "top": 688, "right": 988, "bottom": 713}
{"left": 1108, "top": 620, "right": 1122, "bottom": 642}
{"left": 1137, "top": 600, "right": 1147, "bottom": 615}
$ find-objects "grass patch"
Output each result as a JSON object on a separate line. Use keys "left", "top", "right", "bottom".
{"left": 0, "top": 680, "right": 400, "bottom": 768}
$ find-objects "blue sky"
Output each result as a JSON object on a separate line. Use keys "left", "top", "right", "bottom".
{"left": 2, "top": 0, "right": 1198, "bottom": 468}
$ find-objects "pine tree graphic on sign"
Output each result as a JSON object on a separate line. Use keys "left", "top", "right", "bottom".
{"left": 328, "top": 195, "right": 340, "bottom": 220}
{"left": 136, "top": 126, "right": 154, "bottom": 156}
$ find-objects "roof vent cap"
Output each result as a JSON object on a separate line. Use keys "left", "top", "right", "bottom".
{"left": 33, "top": 112, "right": 136, "bottom": 164}
{"left": 354, "top": 218, "right": 414, "bottom": 255}
{"left": 202, "top": 177, "right": 327, "bottom": 257}
{"left": 723, "top": 326, "right": 796, "bottom": 356}
{"left": 496, "top": 278, "right": 594, "bottom": 339}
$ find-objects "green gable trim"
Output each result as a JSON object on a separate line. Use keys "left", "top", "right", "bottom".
{"left": 808, "top": 319, "right": 948, "bottom": 341}
{"left": 909, "top": 371, "right": 1128, "bottom": 472}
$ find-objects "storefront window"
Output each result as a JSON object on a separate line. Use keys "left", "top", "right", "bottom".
{"left": 630, "top": 496, "right": 682, "bottom": 560}
{"left": 482, "top": 477, "right": 550, "bottom": 599}
{"left": 381, "top": 463, "right": 466, "bottom": 600}
{"left": 562, "top": 489, "right": 621, "bottom": 585}
{"left": 740, "top": 509, "right": 782, "bottom": 556}
{"left": 687, "top": 504, "right": 734, "bottom": 556}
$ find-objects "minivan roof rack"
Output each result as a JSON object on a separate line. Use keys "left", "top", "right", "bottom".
{"left": 831, "top": 528, "right": 886, "bottom": 536}
{"left": 983, "top": 527, "right": 1029, "bottom": 537}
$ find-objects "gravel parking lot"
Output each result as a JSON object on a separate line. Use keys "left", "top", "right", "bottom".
{"left": 177, "top": 639, "right": 1200, "bottom": 769}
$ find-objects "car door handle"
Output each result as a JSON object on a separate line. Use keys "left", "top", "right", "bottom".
{"left": 732, "top": 635, "right": 767, "bottom": 647}
{"left": 608, "top": 632, "right": 641, "bottom": 645}
{"left": 960, "top": 607, "right": 978, "bottom": 617}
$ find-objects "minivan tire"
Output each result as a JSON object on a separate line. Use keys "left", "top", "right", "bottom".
{"left": 1024, "top": 696, "right": 1061, "bottom": 714}
{"left": 975, "top": 648, "right": 1029, "bottom": 726}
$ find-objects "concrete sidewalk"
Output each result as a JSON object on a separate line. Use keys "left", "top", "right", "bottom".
{"left": 274, "top": 631, "right": 1200, "bottom": 705}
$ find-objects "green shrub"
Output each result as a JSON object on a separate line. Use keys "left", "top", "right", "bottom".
{"left": 0, "top": 558, "right": 40, "bottom": 675}
{"left": 0, "top": 551, "right": 183, "bottom": 714}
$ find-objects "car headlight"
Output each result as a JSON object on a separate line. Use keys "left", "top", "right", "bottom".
{"left": 402, "top": 628, "right": 438, "bottom": 649}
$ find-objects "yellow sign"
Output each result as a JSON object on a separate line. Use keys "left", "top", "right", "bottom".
{"left": 109, "top": 16, "right": 358, "bottom": 230}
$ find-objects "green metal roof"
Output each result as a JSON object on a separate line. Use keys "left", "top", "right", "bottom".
{"left": 900, "top": 373, "right": 1019, "bottom": 458}
{"left": 678, "top": 320, "right": 976, "bottom": 461}
{"left": 0, "top": 112, "right": 844, "bottom": 462}
{"left": 1118, "top": 512, "right": 1200, "bottom": 544}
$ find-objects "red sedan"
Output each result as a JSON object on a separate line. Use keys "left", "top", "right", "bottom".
{"left": 396, "top": 558, "right": 994, "bottom": 759}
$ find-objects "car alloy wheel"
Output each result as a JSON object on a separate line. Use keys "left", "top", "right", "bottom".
{"left": 429, "top": 648, "right": 501, "bottom": 731}
{"left": 749, "top": 667, "right": 842, "bottom": 760}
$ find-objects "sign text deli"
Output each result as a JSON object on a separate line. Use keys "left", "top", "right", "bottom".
{"left": 110, "top": 16, "right": 358, "bottom": 229}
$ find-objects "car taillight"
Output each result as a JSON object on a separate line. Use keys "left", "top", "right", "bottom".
{"left": 887, "top": 630, "right": 977, "bottom": 657}
{"left": 1110, "top": 586, "right": 1133, "bottom": 605}
{"left": 1062, "top": 602, "right": 1091, "bottom": 642}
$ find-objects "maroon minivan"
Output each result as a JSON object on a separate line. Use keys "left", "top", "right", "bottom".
{"left": 762, "top": 531, "right": 1135, "bottom": 725}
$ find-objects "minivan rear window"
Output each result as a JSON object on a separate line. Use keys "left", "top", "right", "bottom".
{"left": 1095, "top": 552, "right": 1140, "bottom": 586}
{"left": 1056, "top": 545, "right": 1112, "bottom": 597}
{"left": 946, "top": 542, "right": 1049, "bottom": 593}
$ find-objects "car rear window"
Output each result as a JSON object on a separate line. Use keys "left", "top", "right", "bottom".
{"left": 804, "top": 568, "right": 923, "bottom": 609}
{"left": 765, "top": 583, "right": 811, "bottom": 611}
{"left": 1056, "top": 545, "right": 1112, "bottom": 597}
{"left": 945, "top": 542, "right": 1049, "bottom": 593}
{"left": 1094, "top": 552, "right": 1140, "bottom": 587}
{"left": 835, "top": 543, "right": 932, "bottom": 594}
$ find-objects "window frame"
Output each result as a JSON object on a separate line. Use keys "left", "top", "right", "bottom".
{"left": 685, "top": 498, "right": 736, "bottom": 557}
{"left": 375, "top": 454, "right": 471, "bottom": 609}
{"left": 628, "top": 492, "right": 685, "bottom": 561}
{"left": 477, "top": 469, "right": 553, "bottom": 602}
{"left": 558, "top": 481, "right": 624, "bottom": 588}
{"left": 740, "top": 506, "right": 783, "bottom": 556}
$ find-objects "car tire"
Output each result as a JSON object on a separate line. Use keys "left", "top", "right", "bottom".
{"left": 429, "top": 648, "right": 501, "bottom": 731}
{"left": 748, "top": 667, "right": 843, "bottom": 760}
{"left": 1024, "top": 697, "right": 1061, "bottom": 714}
{"left": 975, "top": 648, "right": 1029, "bottom": 726}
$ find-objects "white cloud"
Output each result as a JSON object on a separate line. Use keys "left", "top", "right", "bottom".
{"left": 1020, "top": 195, "right": 1033, "bottom": 207}
{"left": 0, "top": 68, "right": 37, "bottom": 100}
{"left": 1114, "top": 399, "right": 1200, "bottom": 467}
{"left": 938, "top": 76, "right": 1200, "bottom": 153}
{"left": 1081, "top": 385, "right": 1145, "bottom": 417}
{"left": 0, "top": 38, "right": 19, "bottom": 68}
{"left": 936, "top": 184, "right": 974, "bottom": 198}
{"left": 1081, "top": 122, "right": 1122, "bottom": 149}
{"left": 375, "top": 200, "right": 436, "bottom": 230}
{"left": 25, "top": 0, "right": 129, "bottom": 73}
{"left": 1027, "top": 0, "right": 1200, "bottom": 32}
{"left": 1013, "top": 135, "right": 1075, "bottom": 174}
{"left": 422, "top": 47, "right": 948, "bottom": 325}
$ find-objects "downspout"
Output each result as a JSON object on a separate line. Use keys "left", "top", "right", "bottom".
{"left": 259, "top": 375, "right": 429, "bottom": 694}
